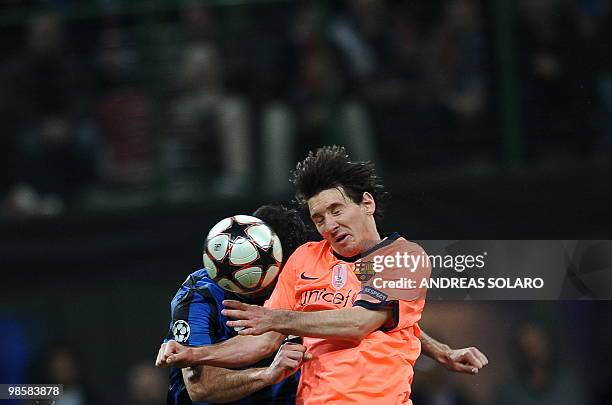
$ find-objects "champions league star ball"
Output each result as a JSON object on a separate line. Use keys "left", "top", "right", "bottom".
{"left": 203, "top": 215, "right": 283, "bottom": 295}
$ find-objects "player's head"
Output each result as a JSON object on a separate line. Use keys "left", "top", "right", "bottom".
{"left": 234, "top": 204, "right": 309, "bottom": 304}
{"left": 291, "top": 145, "right": 387, "bottom": 257}
{"left": 252, "top": 204, "right": 309, "bottom": 261}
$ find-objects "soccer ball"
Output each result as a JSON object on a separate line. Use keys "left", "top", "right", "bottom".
{"left": 203, "top": 215, "right": 283, "bottom": 295}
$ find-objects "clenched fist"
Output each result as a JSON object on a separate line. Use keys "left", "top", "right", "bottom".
{"left": 155, "top": 340, "right": 197, "bottom": 368}
{"left": 264, "top": 343, "right": 311, "bottom": 384}
{"left": 442, "top": 347, "right": 489, "bottom": 374}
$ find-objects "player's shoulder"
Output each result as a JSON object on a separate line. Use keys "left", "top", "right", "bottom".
{"left": 365, "top": 233, "right": 428, "bottom": 261}
{"left": 295, "top": 240, "right": 326, "bottom": 251}
{"left": 396, "top": 237, "right": 427, "bottom": 254}
{"left": 172, "top": 269, "right": 225, "bottom": 303}
{"left": 182, "top": 268, "right": 220, "bottom": 289}
{"left": 290, "top": 240, "right": 329, "bottom": 260}
{"left": 383, "top": 232, "right": 426, "bottom": 254}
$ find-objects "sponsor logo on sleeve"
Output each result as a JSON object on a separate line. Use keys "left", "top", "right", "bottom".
{"left": 172, "top": 320, "right": 191, "bottom": 343}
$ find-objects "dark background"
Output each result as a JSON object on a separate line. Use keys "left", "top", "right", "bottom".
{"left": 0, "top": 0, "right": 611, "bottom": 404}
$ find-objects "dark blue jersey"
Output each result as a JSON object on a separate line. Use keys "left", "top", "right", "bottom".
{"left": 165, "top": 269, "right": 298, "bottom": 405}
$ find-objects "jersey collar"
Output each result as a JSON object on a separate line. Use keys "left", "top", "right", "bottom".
{"left": 331, "top": 232, "right": 401, "bottom": 262}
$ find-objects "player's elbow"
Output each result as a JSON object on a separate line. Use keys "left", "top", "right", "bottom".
{"left": 342, "top": 332, "right": 364, "bottom": 344}
{"left": 248, "top": 333, "right": 283, "bottom": 361}
{"left": 187, "top": 380, "right": 241, "bottom": 404}
{"left": 261, "top": 336, "right": 282, "bottom": 357}
{"left": 342, "top": 320, "right": 371, "bottom": 343}
{"left": 353, "top": 326, "right": 372, "bottom": 342}
{"left": 186, "top": 379, "right": 223, "bottom": 403}
{"left": 345, "top": 314, "right": 385, "bottom": 343}
{"left": 183, "top": 367, "right": 217, "bottom": 402}
{"left": 344, "top": 306, "right": 393, "bottom": 342}
{"left": 187, "top": 384, "right": 212, "bottom": 403}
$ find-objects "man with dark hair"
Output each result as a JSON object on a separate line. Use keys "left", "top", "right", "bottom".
{"left": 218, "top": 145, "right": 428, "bottom": 403}
{"left": 158, "top": 147, "right": 487, "bottom": 404}
{"left": 292, "top": 145, "right": 388, "bottom": 222}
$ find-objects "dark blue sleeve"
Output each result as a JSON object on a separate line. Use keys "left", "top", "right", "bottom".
{"left": 166, "top": 289, "right": 217, "bottom": 347}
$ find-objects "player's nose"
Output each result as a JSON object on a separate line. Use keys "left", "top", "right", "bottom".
{"left": 323, "top": 218, "right": 339, "bottom": 237}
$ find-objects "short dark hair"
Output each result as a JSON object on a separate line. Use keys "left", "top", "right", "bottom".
{"left": 252, "top": 204, "right": 309, "bottom": 260}
{"left": 291, "top": 145, "right": 387, "bottom": 220}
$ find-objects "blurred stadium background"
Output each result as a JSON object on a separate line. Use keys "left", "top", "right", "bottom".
{"left": 0, "top": 0, "right": 611, "bottom": 404}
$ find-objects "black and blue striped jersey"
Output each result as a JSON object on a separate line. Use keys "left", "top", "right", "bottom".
{"left": 164, "top": 269, "right": 298, "bottom": 405}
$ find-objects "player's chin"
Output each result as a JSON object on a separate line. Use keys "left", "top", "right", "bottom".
{"left": 332, "top": 239, "right": 359, "bottom": 257}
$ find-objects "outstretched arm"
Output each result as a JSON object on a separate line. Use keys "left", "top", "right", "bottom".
{"left": 419, "top": 330, "right": 489, "bottom": 374}
{"left": 157, "top": 332, "right": 285, "bottom": 369}
{"left": 182, "top": 342, "right": 307, "bottom": 402}
{"left": 222, "top": 300, "right": 392, "bottom": 343}
{"left": 183, "top": 365, "right": 270, "bottom": 403}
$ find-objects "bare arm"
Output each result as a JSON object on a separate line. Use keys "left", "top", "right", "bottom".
{"left": 183, "top": 365, "right": 271, "bottom": 403}
{"left": 157, "top": 332, "right": 285, "bottom": 369}
{"left": 192, "top": 333, "right": 285, "bottom": 367}
{"left": 419, "top": 330, "right": 452, "bottom": 364}
{"left": 222, "top": 300, "right": 392, "bottom": 343}
{"left": 419, "top": 330, "right": 489, "bottom": 374}
{"left": 182, "top": 342, "right": 307, "bottom": 402}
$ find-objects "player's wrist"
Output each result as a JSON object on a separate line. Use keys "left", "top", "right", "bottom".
{"left": 191, "top": 345, "right": 209, "bottom": 366}
{"left": 260, "top": 366, "right": 279, "bottom": 385}
{"left": 271, "top": 309, "right": 293, "bottom": 335}
{"left": 438, "top": 345, "right": 453, "bottom": 368}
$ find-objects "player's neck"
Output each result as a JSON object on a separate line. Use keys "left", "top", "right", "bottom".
{"left": 363, "top": 227, "right": 382, "bottom": 247}
{"left": 332, "top": 228, "right": 383, "bottom": 262}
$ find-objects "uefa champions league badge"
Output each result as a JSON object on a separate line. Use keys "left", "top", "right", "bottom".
{"left": 172, "top": 320, "right": 191, "bottom": 343}
{"left": 331, "top": 264, "right": 348, "bottom": 290}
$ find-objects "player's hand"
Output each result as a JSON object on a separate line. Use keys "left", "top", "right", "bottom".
{"left": 442, "top": 347, "right": 489, "bottom": 374}
{"left": 222, "top": 300, "right": 277, "bottom": 336}
{"left": 155, "top": 340, "right": 196, "bottom": 368}
{"left": 264, "top": 342, "right": 311, "bottom": 384}
{"left": 155, "top": 342, "right": 171, "bottom": 367}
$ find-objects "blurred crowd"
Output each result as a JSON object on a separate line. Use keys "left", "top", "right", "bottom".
{"left": 412, "top": 322, "right": 589, "bottom": 405}
{"left": 1, "top": 0, "right": 611, "bottom": 218}
{"left": 23, "top": 341, "right": 167, "bottom": 405}
{"left": 16, "top": 318, "right": 605, "bottom": 405}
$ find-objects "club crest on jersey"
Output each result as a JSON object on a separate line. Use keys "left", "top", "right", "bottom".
{"left": 331, "top": 264, "right": 348, "bottom": 290}
{"left": 172, "top": 320, "right": 191, "bottom": 343}
{"left": 354, "top": 260, "right": 376, "bottom": 281}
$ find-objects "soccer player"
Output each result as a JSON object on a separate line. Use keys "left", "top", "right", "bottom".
{"left": 158, "top": 146, "right": 488, "bottom": 404}
{"left": 163, "top": 205, "right": 310, "bottom": 404}
{"left": 220, "top": 146, "right": 427, "bottom": 404}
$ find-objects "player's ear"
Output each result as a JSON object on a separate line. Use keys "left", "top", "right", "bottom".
{"left": 361, "top": 192, "right": 376, "bottom": 216}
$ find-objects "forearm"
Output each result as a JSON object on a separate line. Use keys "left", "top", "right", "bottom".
{"left": 272, "top": 307, "right": 389, "bottom": 342}
{"left": 184, "top": 365, "right": 272, "bottom": 403}
{"left": 419, "top": 330, "right": 451, "bottom": 364}
{"left": 419, "top": 330, "right": 489, "bottom": 374}
{"left": 193, "top": 332, "right": 284, "bottom": 368}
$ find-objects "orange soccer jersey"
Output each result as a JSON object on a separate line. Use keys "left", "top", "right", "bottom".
{"left": 265, "top": 233, "right": 428, "bottom": 405}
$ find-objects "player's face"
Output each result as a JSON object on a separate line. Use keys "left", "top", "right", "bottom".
{"left": 307, "top": 187, "right": 379, "bottom": 257}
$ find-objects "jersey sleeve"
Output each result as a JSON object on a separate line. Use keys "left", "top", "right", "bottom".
{"left": 165, "top": 288, "right": 218, "bottom": 346}
{"left": 380, "top": 298, "right": 426, "bottom": 333}
{"left": 353, "top": 240, "right": 430, "bottom": 333}
{"left": 264, "top": 245, "right": 303, "bottom": 310}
